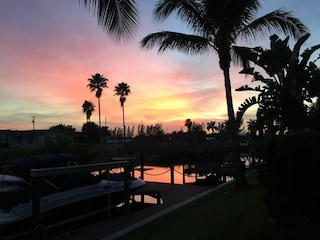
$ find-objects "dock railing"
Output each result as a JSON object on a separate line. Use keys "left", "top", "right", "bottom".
{"left": 30, "top": 160, "right": 134, "bottom": 240}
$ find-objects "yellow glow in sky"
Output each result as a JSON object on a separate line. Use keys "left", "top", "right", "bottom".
{"left": 0, "top": 0, "right": 319, "bottom": 133}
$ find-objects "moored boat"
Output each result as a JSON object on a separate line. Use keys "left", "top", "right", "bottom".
{"left": 0, "top": 153, "right": 145, "bottom": 232}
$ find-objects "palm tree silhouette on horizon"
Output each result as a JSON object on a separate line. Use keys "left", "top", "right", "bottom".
{"left": 87, "top": 73, "right": 108, "bottom": 155}
{"left": 184, "top": 119, "right": 192, "bottom": 132}
{"left": 114, "top": 82, "right": 131, "bottom": 140}
{"left": 82, "top": 100, "right": 95, "bottom": 123}
{"left": 140, "top": 0, "right": 308, "bottom": 188}
{"left": 206, "top": 121, "right": 218, "bottom": 134}
{"left": 87, "top": 73, "right": 108, "bottom": 129}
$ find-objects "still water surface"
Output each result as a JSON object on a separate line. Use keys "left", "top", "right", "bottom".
{"left": 133, "top": 165, "right": 197, "bottom": 184}
{"left": 133, "top": 155, "right": 250, "bottom": 184}
{"left": 112, "top": 165, "right": 218, "bottom": 184}
{"left": 112, "top": 165, "right": 198, "bottom": 184}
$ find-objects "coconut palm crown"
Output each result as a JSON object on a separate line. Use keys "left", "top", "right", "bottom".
{"left": 140, "top": 0, "right": 308, "bottom": 189}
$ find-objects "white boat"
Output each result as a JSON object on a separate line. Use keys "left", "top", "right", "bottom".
{"left": 0, "top": 153, "right": 145, "bottom": 230}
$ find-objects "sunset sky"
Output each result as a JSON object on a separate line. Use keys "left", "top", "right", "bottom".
{"left": 1, "top": 0, "right": 319, "bottom": 133}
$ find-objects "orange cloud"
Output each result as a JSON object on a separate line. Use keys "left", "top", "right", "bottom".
{"left": 2, "top": 0, "right": 316, "bottom": 133}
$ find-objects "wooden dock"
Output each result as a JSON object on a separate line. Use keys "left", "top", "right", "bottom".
{"left": 53, "top": 182, "right": 213, "bottom": 240}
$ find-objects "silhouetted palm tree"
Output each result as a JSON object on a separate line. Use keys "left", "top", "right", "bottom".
{"left": 78, "top": 0, "right": 139, "bottom": 43}
{"left": 140, "top": 0, "right": 308, "bottom": 189}
{"left": 184, "top": 119, "right": 192, "bottom": 132}
{"left": 247, "top": 119, "right": 258, "bottom": 137}
{"left": 87, "top": 73, "right": 108, "bottom": 129}
{"left": 87, "top": 73, "right": 108, "bottom": 155}
{"left": 82, "top": 100, "right": 95, "bottom": 122}
{"left": 217, "top": 121, "right": 227, "bottom": 134}
{"left": 206, "top": 121, "right": 218, "bottom": 134}
{"left": 114, "top": 82, "right": 131, "bottom": 140}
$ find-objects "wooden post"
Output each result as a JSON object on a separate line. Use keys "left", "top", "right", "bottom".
{"left": 156, "top": 192, "right": 161, "bottom": 205}
{"left": 107, "top": 171, "right": 111, "bottom": 219}
{"left": 170, "top": 165, "right": 174, "bottom": 185}
{"left": 140, "top": 152, "right": 144, "bottom": 180}
{"left": 140, "top": 152, "right": 145, "bottom": 203}
{"left": 124, "top": 166, "right": 131, "bottom": 214}
{"left": 182, "top": 163, "right": 185, "bottom": 184}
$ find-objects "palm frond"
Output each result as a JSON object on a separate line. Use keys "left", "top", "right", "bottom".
{"left": 235, "top": 85, "right": 255, "bottom": 91}
{"left": 153, "top": 0, "right": 214, "bottom": 38}
{"left": 238, "top": 9, "right": 309, "bottom": 43}
{"left": 140, "top": 31, "right": 211, "bottom": 55}
{"left": 290, "top": 33, "right": 310, "bottom": 64}
{"left": 236, "top": 96, "right": 259, "bottom": 125}
{"left": 205, "top": 0, "right": 261, "bottom": 32}
{"left": 114, "top": 82, "right": 131, "bottom": 96}
{"left": 153, "top": 0, "right": 185, "bottom": 22}
{"left": 300, "top": 44, "right": 320, "bottom": 68}
{"left": 232, "top": 46, "right": 259, "bottom": 69}
{"left": 77, "top": 0, "right": 139, "bottom": 43}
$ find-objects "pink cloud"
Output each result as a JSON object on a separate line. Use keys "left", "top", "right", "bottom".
{"left": 2, "top": 0, "right": 316, "bottom": 132}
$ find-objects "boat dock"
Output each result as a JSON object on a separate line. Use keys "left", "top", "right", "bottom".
{"left": 53, "top": 182, "right": 213, "bottom": 240}
{"left": 0, "top": 158, "right": 240, "bottom": 240}
{"left": 0, "top": 181, "right": 214, "bottom": 240}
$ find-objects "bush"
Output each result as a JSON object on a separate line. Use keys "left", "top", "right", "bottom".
{"left": 256, "top": 131, "right": 320, "bottom": 239}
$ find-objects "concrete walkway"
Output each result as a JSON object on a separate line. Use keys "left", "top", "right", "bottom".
{"left": 54, "top": 182, "right": 220, "bottom": 240}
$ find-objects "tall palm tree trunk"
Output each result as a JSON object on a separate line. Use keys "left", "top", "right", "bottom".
{"left": 98, "top": 98, "right": 102, "bottom": 155}
{"left": 98, "top": 98, "right": 101, "bottom": 128}
{"left": 222, "top": 66, "right": 248, "bottom": 188}
{"left": 122, "top": 105, "right": 126, "bottom": 140}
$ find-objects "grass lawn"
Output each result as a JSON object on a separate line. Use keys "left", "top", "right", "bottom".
{"left": 116, "top": 171, "right": 281, "bottom": 240}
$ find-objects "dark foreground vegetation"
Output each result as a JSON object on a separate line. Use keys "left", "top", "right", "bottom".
{"left": 256, "top": 130, "right": 320, "bottom": 240}
{"left": 2, "top": 130, "right": 319, "bottom": 240}
{"left": 113, "top": 130, "right": 320, "bottom": 240}
{"left": 116, "top": 170, "right": 280, "bottom": 240}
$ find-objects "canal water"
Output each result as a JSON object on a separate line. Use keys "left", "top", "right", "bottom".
{"left": 111, "top": 165, "right": 198, "bottom": 184}
{"left": 133, "top": 165, "right": 197, "bottom": 184}
{"left": 110, "top": 154, "right": 251, "bottom": 185}
{"left": 132, "top": 155, "right": 251, "bottom": 184}
{"left": 112, "top": 164, "right": 236, "bottom": 185}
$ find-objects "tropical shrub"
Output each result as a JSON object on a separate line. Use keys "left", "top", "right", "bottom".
{"left": 256, "top": 131, "right": 320, "bottom": 239}
{"left": 235, "top": 34, "right": 320, "bottom": 134}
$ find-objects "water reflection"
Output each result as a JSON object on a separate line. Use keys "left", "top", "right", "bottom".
{"left": 110, "top": 159, "right": 245, "bottom": 185}
{"left": 136, "top": 156, "right": 250, "bottom": 184}
{"left": 111, "top": 164, "right": 235, "bottom": 204}
{"left": 111, "top": 165, "right": 198, "bottom": 184}
{"left": 134, "top": 165, "right": 196, "bottom": 184}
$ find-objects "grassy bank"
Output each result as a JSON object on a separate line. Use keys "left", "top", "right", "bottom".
{"left": 116, "top": 171, "right": 280, "bottom": 240}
